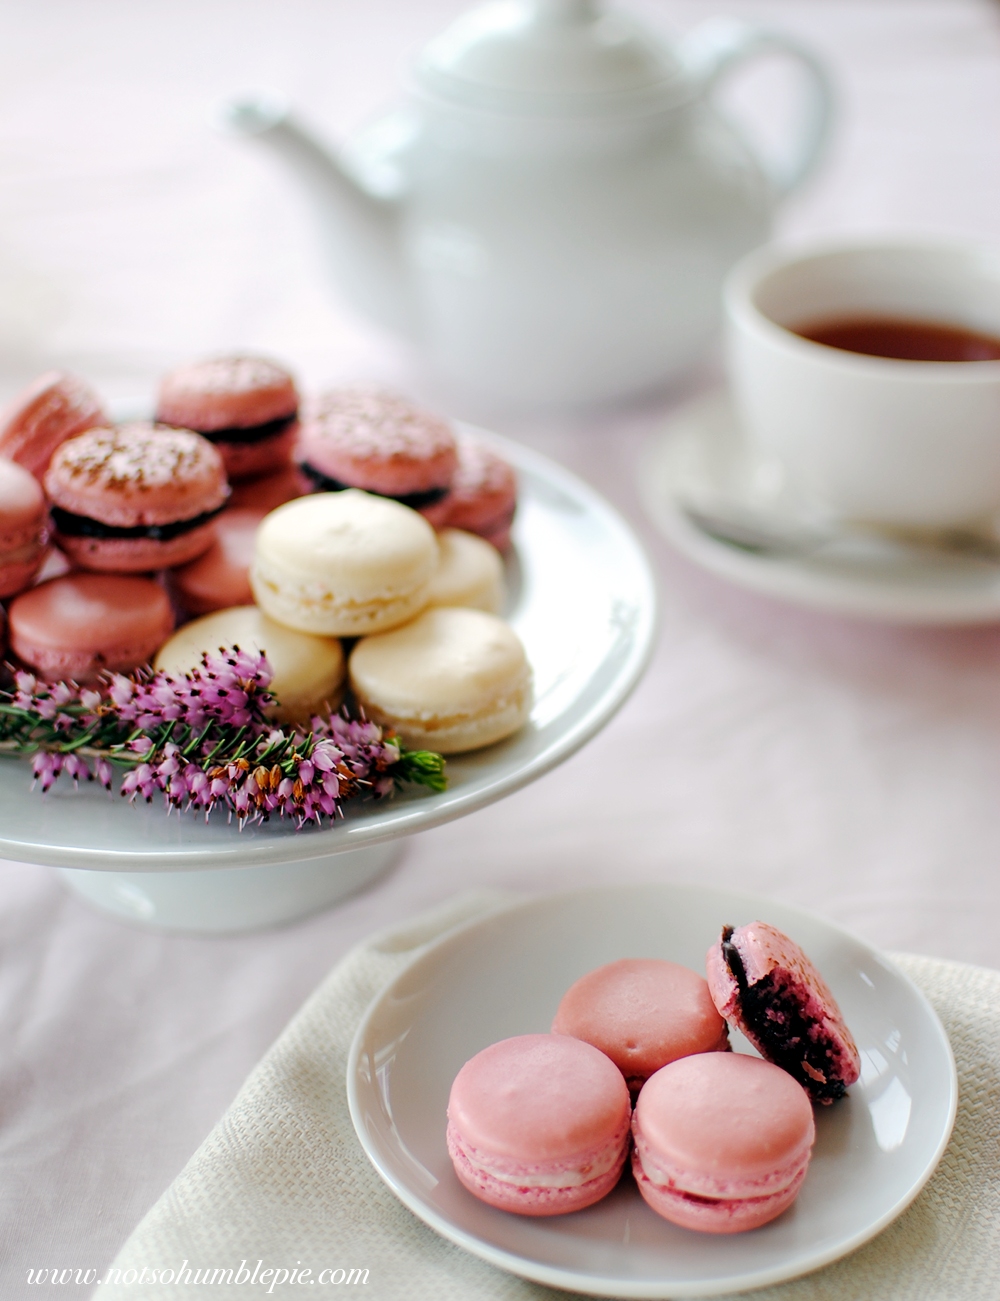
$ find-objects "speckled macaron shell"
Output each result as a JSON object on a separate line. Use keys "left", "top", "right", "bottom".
{"left": 425, "top": 529, "right": 505, "bottom": 614}
{"left": 170, "top": 508, "right": 263, "bottom": 615}
{"left": 706, "top": 921, "right": 861, "bottom": 1105}
{"left": 632, "top": 1053, "right": 815, "bottom": 1234}
{"left": 447, "top": 1033, "right": 631, "bottom": 1216}
{"left": 0, "top": 371, "right": 107, "bottom": 479}
{"left": 0, "top": 457, "right": 49, "bottom": 598}
{"left": 156, "top": 355, "right": 299, "bottom": 480}
{"left": 154, "top": 605, "right": 345, "bottom": 725}
{"left": 296, "top": 388, "right": 457, "bottom": 500}
{"left": 8, "top": 573, "right": 174, "bottom": 682}
{"left": 435, "top": 433, "right": 517, "bottom": 547}
{"left": 45, "top": 423, "right": 229, "bottom": 572}
{"left": 552, "top": 959, "right": 730, "bottom": 1092}
{"left": 349, "top": 606, "right": 531, "bottom": 753}
{"left": 250, "top": 490, "right": 438, "bottom": 637}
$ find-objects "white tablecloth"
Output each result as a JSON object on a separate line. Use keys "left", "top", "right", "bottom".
{"left": 3, "top": 1, "right": 1000, "bottom": 1295}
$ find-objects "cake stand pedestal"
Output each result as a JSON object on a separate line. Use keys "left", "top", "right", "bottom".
{"left": 56, "top": 842, "right": 400, "bottom": 933}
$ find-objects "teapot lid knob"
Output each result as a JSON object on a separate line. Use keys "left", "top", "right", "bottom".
{"left": 416, "top": 0, "right": 685, "bottom": 113}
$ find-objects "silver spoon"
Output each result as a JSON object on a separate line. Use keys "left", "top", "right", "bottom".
{"left": 679, "top": 499, "right": 1000, "bottom": 565}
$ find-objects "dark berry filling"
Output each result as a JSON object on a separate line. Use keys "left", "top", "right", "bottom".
{"left": 297, "top": 461, "right": 450, "bottom": 511}
{"left": 195, "top": 412, "right": 297, "bottom": 447}
{"left": 51, "top": 501, "right": 226, "bottom": 543}
{"left": 722, "top": 926, "right": 847, "bottom": 1103}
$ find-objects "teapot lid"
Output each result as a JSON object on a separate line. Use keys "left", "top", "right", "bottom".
{"left": 416, "top": 0, "right": 688, "bottom": 115}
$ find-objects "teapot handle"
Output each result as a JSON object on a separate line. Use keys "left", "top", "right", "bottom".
{"left": 679, "top": 18, "right": 834, "bottom": 198}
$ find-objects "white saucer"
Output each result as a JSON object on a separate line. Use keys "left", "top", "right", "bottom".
{"left": 641, "top": 391, "right": 1000, "bottom": 623}
{"left": 347, "top": 884, "right": 957, "bottom": 1299}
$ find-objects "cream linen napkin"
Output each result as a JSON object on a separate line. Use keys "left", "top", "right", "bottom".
{"left": 95, "top": 894, "right": 1000, "bottom": 1301}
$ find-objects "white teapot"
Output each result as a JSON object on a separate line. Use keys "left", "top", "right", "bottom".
{"left": 224, "top": 0, "right": 832, "bottom": 408}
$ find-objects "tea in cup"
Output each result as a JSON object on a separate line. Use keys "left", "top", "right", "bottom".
{"left": 724, "top": 240, "right": 1000, "bottom": 528}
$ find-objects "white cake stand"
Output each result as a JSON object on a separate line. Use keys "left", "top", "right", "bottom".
{"left": 0, "top": 429, "right": 656, "bottom": 933}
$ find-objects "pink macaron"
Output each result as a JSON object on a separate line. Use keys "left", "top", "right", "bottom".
{"left": 169, "top": 507, "right": 262, "bottom": 616}
{"left": 156, "top": 355, "right": 299, "bottom": 480}
{"left": 226, "top": 464, "right": 304, "bottom": 513}
{"left": 436, "top": 433, "right": 517, "bottom": 549}
{"left": 0, "top": 457, "right": 49, "bottom": 598}
{"left": 632, "top": 1053, "right": 815, "bottom": 1234}
{"left": 552, "top": 959, "right": 730, "bottom": 1093}
{"left": 447, "top": 1033, "right": 631, "bottom": 1216}
{"left": 706, "top": 922, "right": 861, "bottom": 1105}
{"left": 0, "top": 371, "right": 107, "bottom": 480}
{"left": 8, "top": 572, "right": 174, "bottom": 682}
{"left": 295, "top": 387, "right": 458, "bottom": 512}
{"left": 46, "top": 423, "right": 229, "bottom": 573}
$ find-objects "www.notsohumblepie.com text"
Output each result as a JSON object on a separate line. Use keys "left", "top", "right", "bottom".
{"left": 26, "top": 1262, "right": 369, "bottom": 1289}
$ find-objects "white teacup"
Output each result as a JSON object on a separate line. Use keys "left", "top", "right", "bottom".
{"left": 724, "top": 240, "right": 1000, "bottom": 528}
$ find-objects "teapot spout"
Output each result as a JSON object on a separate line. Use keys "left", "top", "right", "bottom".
{"left": 220, "top": 94, "right": 416, "bottom": 338}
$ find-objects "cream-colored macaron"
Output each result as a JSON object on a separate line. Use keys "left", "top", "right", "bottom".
{"left": 250, "top": 490, "right": 439, "bottom": 636}
{"left": 349, "top": 606, "right": 532, "bottom": 753}
{"left": 154, "top": 605, "right": 345, "bottom": 724}
{"left": 425, "top": 528, "right": 505, "bottom": 614}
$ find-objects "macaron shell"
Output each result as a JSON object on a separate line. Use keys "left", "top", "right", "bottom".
{"left": 552, "top": 959, "right": 730, "bottom": 1088}
{"left": 0, "top": 371, "right": 107, "bottom": 478}
{"left": 211, "top": 421, "right": 297, "bottom": 481}
{"left": 425, "top": 529, "right": 505, "bottom": 614}
{"left": 9, "top": 573, "right": 174, "bottom": 682}
{"left": 296, "top": 388, "right": 457, "bottom": 496}
{"left": 156, "top": 355, "right": 298, "bottom": 431}
{"left": 0, "top": 457, "right": 48, "bottom": 595}
{"left": 170, "top": 508, "right": 263, "bottom": 615}
{"left": 45, "top": 424, "right": 228, "bottom": 527}
{"left": 349, "top": 606, "right": 531, "bottom": 753}
{"left": 449, "top": 1034, "right": 630, "bottom": 1161}
{"left": 250, "top": 490, "right": 438, "bottom": 636}
{"left": 447, "top": 1125, "right": 627, "bottom": 1217}
{"left": 632, "top": 1054, "right": 815, "bottom": 1198}
{"left": 437, "top": 434, "right": 517, "bottom": 542}
{"left": 227, "top": 464, "right": 304, "bottom": 513}
{"left": 633, "top": 1151, "right": 807, "bottom": 1234}
{"left": 153, "top": 605, "right": 345, "bottom": 724}
{"left": 57, "top": 520, "right": 220, "bottom": 574}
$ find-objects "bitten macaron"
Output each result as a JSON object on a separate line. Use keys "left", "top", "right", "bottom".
{"left": 447, "top": 1033, "right": 631, "bottom": 1216}
{"left": 154, "top": 605, "right": 345, "bottom": 724}
{"left": 706, "top": 921, "right": 861, "bottom": 1105}
{"left": 349, "top": 606, "right": 531, "bottom": 753}
{"left": 0, "top": 371, "right": 107, "bottom": 479}
{"left": 8, "top": 573, "right": 174, "bottom": 682}
{"left": 632, "top": 1053, "right": 816, "bottom": 1233}
{"left": 250, "top": 490, "right": 438, "bottom": 636}
{"left": 296, "top": 387, "right": 457, "bottom": 515}
{"left": 0, "top": 457, "right": 49, "bottom": 598}
{"left": 45, "top": 423, "right": 229, "bottom": 573}
{"left": 156, "top": 355, "right": 299, "bottom": 480}
{"left": 553, "top": 959, "right": 730, "bottom": 1093}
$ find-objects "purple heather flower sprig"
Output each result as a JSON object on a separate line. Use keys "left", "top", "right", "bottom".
{"left": 0, "top": 648, "right": 446, "bottom": 826}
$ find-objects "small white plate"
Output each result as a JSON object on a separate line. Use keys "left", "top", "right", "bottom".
{"left": 348, "top": 884, "right": 957, "bottom": 1299}
{"left": 641, "top": 391, "right": 1000, "bottom": 624}
{"left": 0, "top": 428, "right": 656, "bottom": 872}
